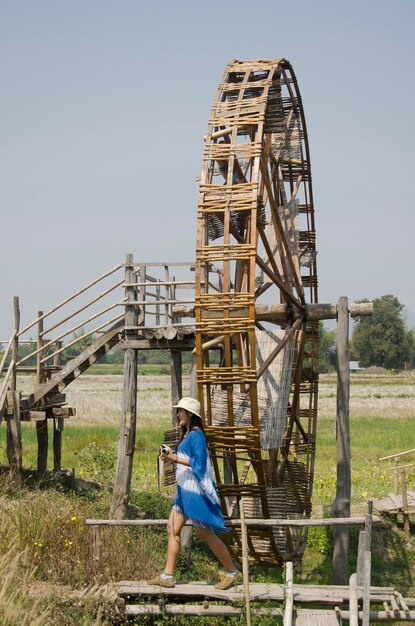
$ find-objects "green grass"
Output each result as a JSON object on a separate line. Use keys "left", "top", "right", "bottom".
{"left": 1, "top": 371, "right": 415, "bottom": 624}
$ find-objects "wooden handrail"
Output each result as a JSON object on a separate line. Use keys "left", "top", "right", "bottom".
{"left": 39, "top": 313, "right": 124, "bottom": 364}
{"left": 85, "top": 516, "right": 380, "bottom": 528}
{"left": 380, "top": 448, "right": 415, "bottom": 461}
{"left": 0, "top": 331, "right": 16, "bottom": 373}
{"left": 18, "top": 304, "right": 124, "bottom": 366}
{"left": 17, "top": 263, "right": 123, "bottom": 337}
{"left": 41, "top": 278, "right": 124, "bottom": 337}
{"left": 0, "top": 360, "right": 14, "bottom": 417}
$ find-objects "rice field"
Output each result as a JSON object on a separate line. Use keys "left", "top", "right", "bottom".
{"left": 8, "top": 369, "right": 415, "bottom": 508}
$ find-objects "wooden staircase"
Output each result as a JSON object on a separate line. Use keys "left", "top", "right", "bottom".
{"left": 28, "top": 320, "right": 124, "bottom": 409}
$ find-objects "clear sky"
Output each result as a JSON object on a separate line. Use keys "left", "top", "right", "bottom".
{"left": 1, "top": 0, "right": 414, "bottom": 336}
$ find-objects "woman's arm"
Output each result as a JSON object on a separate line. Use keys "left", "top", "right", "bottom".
{"left": 160, "top": 449, "right": 190, "bottom": 466}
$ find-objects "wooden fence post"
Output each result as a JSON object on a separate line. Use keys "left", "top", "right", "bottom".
{"left": 7, "top": 390, "right": 22, "bottom": 479}
{"left": 53, "top": 341, "right": 63, "bottom": 470}
{"left": 111, "top": 254, "right": 138, "bottom": 519}
{"left": 283, "top": 561, "right": 294, "bottom": 626}
{"left": 332, "top": 296, "right": 351, "bottom": 584}
{"left": 349, "top": 572, "right": 359, "bottom": 626}
{"left": 93, "top": 525, "right": 102, "bottom": 563}
{"left": 7, "top": 297, "right": 22, "bottom": 480}
{"left": 240, "top": 499, "right": 252, "bottom": 626}
{"left": 401, "top": 469, "right": 410, "bottom": 538}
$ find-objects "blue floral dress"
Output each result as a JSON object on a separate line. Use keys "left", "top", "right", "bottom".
{"left": 172, "top": 428, "right": 227, "bottom": 534}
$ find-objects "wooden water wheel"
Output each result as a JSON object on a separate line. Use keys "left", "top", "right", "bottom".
{"left": 195, "top": 58, "right": 318, "bottom": 565}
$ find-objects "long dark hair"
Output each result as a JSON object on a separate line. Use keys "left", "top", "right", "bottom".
{"left": 178, "top": 411, "right": 205, "bottom": 443}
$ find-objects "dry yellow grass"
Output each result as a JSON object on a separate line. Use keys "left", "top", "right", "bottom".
{"left": 18, "top": 370, "right": 415, "bottom": 426}
{"left": 319, "top": 372, "right": 415, "bottom": 419}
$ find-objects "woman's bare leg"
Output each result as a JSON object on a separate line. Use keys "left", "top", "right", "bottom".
{"left": 164, "top": 509, "right": 186, "bottom": 575}
{"left": 196, "top": 527, "right": 235, "bottom": 572}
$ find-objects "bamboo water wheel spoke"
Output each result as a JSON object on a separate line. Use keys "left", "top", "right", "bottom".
{"left": 195, "top": 58, "right": 318, "bottom": 565}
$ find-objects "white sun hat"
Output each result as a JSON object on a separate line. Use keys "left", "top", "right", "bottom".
{"left": 172, "top": 397, "right": 202, "bottom": 418}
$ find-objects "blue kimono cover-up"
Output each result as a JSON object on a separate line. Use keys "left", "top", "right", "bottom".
{"left": 172, "top": 429, "right": 227, "bottom": 534}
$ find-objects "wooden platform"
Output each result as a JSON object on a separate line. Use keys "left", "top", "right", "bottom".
{"left": 116, "top": 580, "right": 415, "bottom": 621}
{"left": 372, "top": 491, "right": 415, "bottom": 514}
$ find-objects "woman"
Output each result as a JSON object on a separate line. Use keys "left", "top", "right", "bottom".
{"left": 149, "top": 397, "right": 240, "bottom": 590}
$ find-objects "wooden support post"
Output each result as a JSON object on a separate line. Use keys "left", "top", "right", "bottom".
{"left": 362, "top": 501, "right": 372, "bottom": 626}
{"left": 394, "top": 457, "right": 400, "bottom": 495}
{"left": 240, "top": 499, "right": 252, "bottom": 626}
{"left": 7, "top": 390, "right": 22, "bottom": 480}
{"left": 93, "top": 525, "right": 102, "bottom": 563}
{"left": 401, "top": 469, "right": 410, "bottom": 538}
{"left": 332, "top": 296, "right": 351, "bottom": 585}
{"left": 36, "top": 310, "right": 49, "bottom": 475}
{"left": 53, "top": 417, "right": 64, "bottom": 470}
{"left": 283, "top": 561, "right": 294, "bottom": 626}
{"left": 356, "top": 530, "right": 366, "bottom": 586}
{"left": 53, "top": 342, "right": 63, "bottom": 470}
{"left": 111, "top": 254, "right": 138, "bottom": 519}
{"left": 349, "top": 573, "right": 359, "bottom": 626}
{"left": 7, "top": 298, "right": 22, "bottom": 480}
{"left": 36, "top": 415, "right": 48, "bottom": 475}
{"left": 11, "top": 297, "right": 19, "bottom": 390}
{"left": 362, "top": 549, "right": 371, "bottom": 626}
{"left": 170, "top": 351, "right": 182, "bottom": 427}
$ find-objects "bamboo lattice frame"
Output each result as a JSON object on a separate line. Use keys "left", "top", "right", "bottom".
{"left": 195, "top": 58, "right": 319, "bottom": 565}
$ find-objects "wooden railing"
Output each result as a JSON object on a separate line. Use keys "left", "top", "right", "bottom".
{"left": 0, "top": 257, "right": 197, "bottom": 382}
{"left": 380, "top": 448, "right": 415, "bottom": 537}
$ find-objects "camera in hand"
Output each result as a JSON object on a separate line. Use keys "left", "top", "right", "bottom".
{"left": 160, "top": 444, "right": 171, "bottom": 455}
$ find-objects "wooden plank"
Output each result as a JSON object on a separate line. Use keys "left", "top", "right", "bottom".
{"left": 362, "top": 550, "right": 371, "bottom": 626}
{"left": 349, "top": 573, "right": 358, "bottom": 626}
{"left": 294, "top": 609, "right": 341, "bottom": 625}
{"left": 332, "top": 297, "right": 350, "bottom": 585}
{"left": 117, "top": 581, "right": 350, "bottom": 604}
{"left": 125, "top": 604, "right": 242, "bottom": 617}
{"left": 122, "top": 338, "right": 195, "bottom": 351}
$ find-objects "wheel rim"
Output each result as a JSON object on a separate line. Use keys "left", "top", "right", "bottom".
{"left": 195, "top": 58, "right": 318, "bottom": 565}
